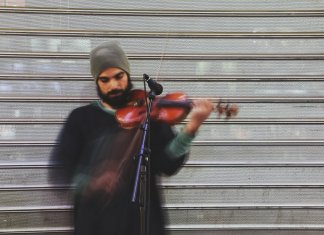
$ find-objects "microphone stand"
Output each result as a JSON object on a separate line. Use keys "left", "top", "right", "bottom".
{"left": 131, "top": 89, "right": 157, "bottom": 235}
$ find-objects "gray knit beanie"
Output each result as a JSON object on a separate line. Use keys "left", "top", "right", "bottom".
{"left": 90, "top": 41, "right": 130, "bottom": 80}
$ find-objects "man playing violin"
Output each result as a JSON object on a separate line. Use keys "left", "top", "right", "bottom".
{"left": 51, "top": 41, "right": 213, "bottom": 235}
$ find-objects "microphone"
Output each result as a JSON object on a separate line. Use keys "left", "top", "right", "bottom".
{"left": 143, "top": 74, "right": 163, "bottom": 95}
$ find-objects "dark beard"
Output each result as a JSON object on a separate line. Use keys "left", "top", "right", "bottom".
{"left": 96, "top": 80, "right": 133, "bottom": 109}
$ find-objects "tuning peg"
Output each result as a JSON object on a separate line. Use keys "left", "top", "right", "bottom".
{"left": 225, "top": 104, "right": 239, "bottom": 119}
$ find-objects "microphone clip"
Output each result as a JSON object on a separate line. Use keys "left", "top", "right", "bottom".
{"left": 143, "top": 74, "right": 163, "bottom": 96}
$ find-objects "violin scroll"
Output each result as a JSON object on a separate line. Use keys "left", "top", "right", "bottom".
{"left": 216, "top": 100, "right": 239, "bottom": 119}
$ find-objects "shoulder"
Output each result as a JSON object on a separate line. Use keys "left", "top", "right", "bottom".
{"left": 69, "top": 103, "right": 99, "bottom": 118}
{"left": 65, "top": 103, "right": 101, "bottom": 125}
{"left": 67, "top": 103, "right": 116, "bottom": 129}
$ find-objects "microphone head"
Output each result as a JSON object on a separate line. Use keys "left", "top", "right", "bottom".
{"left": 143, "top": 74, "right": 163, "bottom": 95}
{"left": 152, "top": 83, "right": 163, "bottom": 95}
{"left": 143, "top": 74, "right": 150, "bottom": 81}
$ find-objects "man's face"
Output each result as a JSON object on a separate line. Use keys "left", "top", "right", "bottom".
{"left": 96, "top": 67, "right": 132, "bottom": 109}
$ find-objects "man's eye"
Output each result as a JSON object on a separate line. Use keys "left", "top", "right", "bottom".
{"left": 115, "top": 72, "right": 125, "bottom": 80}
{"left": 99, "top": 77, "right": 109, "bottom": 83}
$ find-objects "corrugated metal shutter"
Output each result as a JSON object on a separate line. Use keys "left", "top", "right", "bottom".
{"left": 0, "top": 0, "right": 324, "bottom": 234}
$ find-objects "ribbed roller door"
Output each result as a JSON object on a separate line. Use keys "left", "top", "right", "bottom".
{"left": 0, "top": 0, "right": 324, "bottom": 234}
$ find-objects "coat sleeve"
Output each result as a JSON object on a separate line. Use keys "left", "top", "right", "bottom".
{"left": 48, "top": 109, "right": 83, "bottom": 185}
{"left": 150, "top": 121, "right": 188, "bottom": 176}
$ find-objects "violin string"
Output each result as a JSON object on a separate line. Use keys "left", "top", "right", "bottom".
{"left": 155, "top": 32, "right": 170, "bottom": 81}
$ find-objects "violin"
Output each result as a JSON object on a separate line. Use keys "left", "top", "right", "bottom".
{"left": 115, "top": 89, "right": 238, "bottom": 129}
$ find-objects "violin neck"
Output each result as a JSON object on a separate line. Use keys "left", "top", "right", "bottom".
{"left": 156, "top": 99, "right": 192, "bottom": 109}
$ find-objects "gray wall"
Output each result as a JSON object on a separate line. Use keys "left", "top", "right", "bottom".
{"left": 0, "top": 0, "right": 324, "bottom": 234}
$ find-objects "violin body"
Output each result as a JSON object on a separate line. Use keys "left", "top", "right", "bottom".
{"left": 115, "top": 89, "right": 191, "bottom": 128}
{"left": 115, "top": 89, "right": 238, "bottom": 129}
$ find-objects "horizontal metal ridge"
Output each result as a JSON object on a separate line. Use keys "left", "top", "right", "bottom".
{"left": 161, "top": 184, "right": 324, "bottom": 189}
{"left": 2, "top": 7, "right": 324, "bottom": 17}
{"left": 0, "top": 163, "right": 57, "bottom": 169}
{"left": 1, "top": 162, "right": 324, "bottom": 169}
{"left": 164, "top": 204, "right": 324, "bottom": 210}
{"left": 203, "top": 119, "right": 324, "bottom": 124}
{"left": 0, "top": 97, "right": 95, "bottom": 102}
{"left": 0, "top": 184, "right": 324, "bottom": 191}
{"left": 0, "top": 225, "right": 323, "bottom": 233}
{"left": 166, "top": 224, "right": 324, "bottom": 230}
{"left": 1, "top": 118, "right": 324, "bottom": 125}
{"left": 1, "top": 97, "right": 324, "bottom": 103}
{"left": 2, "top": 29, "right": 324, "bottom": 38}
{"left": 0, "top": 185, "right": 70, "bottom": 191}
{"left": 0, "top": 141, "right": 56, "bottom": 146}
{"left": 0, "top": 227, "right": 73, "bottom": 234}
{"left": 0, "top": 119, "right": 63, "bottom": 124}
{"left": 1, "top": 74, "right": 324, "bottom": 81}
{"left": 1, "top": 204, "right": 324, "bottom": 213}
{"left": 0, "top": 226, "right": 323, "bottom": 233}
{"left": 193, "top": 140, "right": 324, "bottom": 146}
{"left": 1, "top": 51, "right": 324, "bottom": 60}
{"left": 184, "top": 163, "right": 324, "bottom": 167}
{"left": 0, "top": 205, "right": 72, "bottom": 212}
{"left": 0, "top": 140, "right": 323, "bottom": 146}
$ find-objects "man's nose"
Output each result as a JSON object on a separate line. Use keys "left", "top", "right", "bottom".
{"left": 109, "top": 79, "right": 121, "bottom": 89}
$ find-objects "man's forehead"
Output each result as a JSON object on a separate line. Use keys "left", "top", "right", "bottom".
{"left": 99, "top": 67, "right": 125, "bottom": 77}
